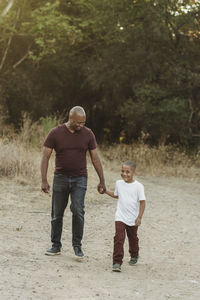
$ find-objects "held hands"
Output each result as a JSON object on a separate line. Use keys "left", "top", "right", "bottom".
{"left": 41, "top": 181, "right": 50, "bottom": 194}
{"left": 97, "top": 182, "right": 106, "bottom": 194}
{"left": 135, "top": 216, "right": 142, "bottom": 226}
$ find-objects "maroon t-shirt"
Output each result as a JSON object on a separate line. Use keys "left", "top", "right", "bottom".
{"left": 44, "top": 124, "right": 97, "bottom": 177}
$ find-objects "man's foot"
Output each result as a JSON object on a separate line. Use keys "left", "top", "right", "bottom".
{"left": 45, "top": 247, "right": 61, "bottom": 256}
{"left": 129, "top": 256, "right": 138, "bottom": 265}
{"left": 112, "top": 263, "right": 121, "bottom": 272}
{"left": 73, "top": 246, "right": 84, "bottom": 258}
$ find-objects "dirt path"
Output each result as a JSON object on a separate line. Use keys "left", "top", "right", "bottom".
{"left": 0, "top": 165, "right": 200, "bottom": 300}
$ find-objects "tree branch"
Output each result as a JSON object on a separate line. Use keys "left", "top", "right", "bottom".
{"left": 0, "top": 8, "right": 20, "bottom": 72}
{"left": 13, "top": 47, "right": 30, "bottom": 69}
{"left": 188, "top": 98, "right": 194, "bottom": 134}
{"left": 0, "top": 0, "right": 15, "bottom": 18}
{"left": 188, "top": 98, "right": 200, "bottom": 137}
{"left": 0, "top": 36, "right": 12, "bottom": 71}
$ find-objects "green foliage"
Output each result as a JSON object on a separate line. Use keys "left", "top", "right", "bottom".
{"left": 39, "top": 116, "right": 58, "bottom": 134}
{"left": 21, "top": 1, "right": 83, "bottom": 61}
{"left": 118, "top": 93, "right": 189, "bottom": 145}
{"left": 0, "top": 0, "right": 199, "bottom": 147}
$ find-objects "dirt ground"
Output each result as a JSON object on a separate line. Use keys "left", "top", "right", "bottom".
{"left": 0, "top": 163, "right": 200, "bottom": 300}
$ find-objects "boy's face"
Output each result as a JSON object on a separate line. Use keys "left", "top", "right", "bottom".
{"left": 121, "top": 165, "right": 135, "bottom": 183}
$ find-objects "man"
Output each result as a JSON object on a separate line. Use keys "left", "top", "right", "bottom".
{"left": 41, "top": 106, "right": 106, "bottom": 257}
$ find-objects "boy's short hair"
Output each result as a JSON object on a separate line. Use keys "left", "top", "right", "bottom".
{"left": 123, "top": 161, "right": 136, "bottom": 170}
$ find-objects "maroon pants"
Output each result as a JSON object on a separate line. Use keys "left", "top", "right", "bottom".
{"left": 113, "top": 221, "right": 139, "bottom": 265}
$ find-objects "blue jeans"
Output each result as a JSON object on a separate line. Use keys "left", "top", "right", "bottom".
{"left": 51, "top": 174, "right": 87, "bottom": 249}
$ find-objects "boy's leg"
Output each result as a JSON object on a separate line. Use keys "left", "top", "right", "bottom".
{"left": 113, "top": 221, "right": 126, "bottom": 265}
{"left": 126, "top": 225, "right": 139, "bottom": 258}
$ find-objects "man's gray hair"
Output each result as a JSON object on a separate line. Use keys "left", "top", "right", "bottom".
{"left": 123, "top": 161, "right": 136, "bottom": 170}
{"left": 69, "top": 106, "right": 85, "bottom": 117}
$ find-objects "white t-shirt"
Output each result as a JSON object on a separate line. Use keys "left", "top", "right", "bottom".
{"left": 114, "top": 180, "right": 146, "bottom": 226}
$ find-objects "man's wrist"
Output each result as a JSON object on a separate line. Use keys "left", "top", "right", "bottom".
{"left": 99, "top": 181, "right": 105, "bottom": 186}
{"left": 42, "top": 179, "right": 48, "bottom": 184}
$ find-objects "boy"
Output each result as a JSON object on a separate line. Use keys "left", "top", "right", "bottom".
{"left": 105, "top": 161, "right": 146, "bottom": 272}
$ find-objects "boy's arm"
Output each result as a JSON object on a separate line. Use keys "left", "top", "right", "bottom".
{"left": 135, "top": 200, "right": 145, "bottom": 226}
{"left": 105, "top": 190, "right": 118, "bottom": 199}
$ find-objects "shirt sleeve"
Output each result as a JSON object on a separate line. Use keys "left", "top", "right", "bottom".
{"left": 43, "top": 128, "right": 56, "bottom": 149}
{"left": 138, "top": 184, "right": 146, "bottom": 201}
{"left": 88, "top": 130, "right": 97, "bottom": 150}
{"left": 114, "top": 181, "right": 118, "bottom": 197}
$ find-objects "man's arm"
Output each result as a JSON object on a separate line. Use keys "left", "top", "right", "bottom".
{"left": 135, "top": 200, "right": 146, "bottom": 226}
{"left": 89, "top": 148, "right": 106, "bottom": 194}
{"left": 41, "top": 146, "right": 53, "bottom": 193}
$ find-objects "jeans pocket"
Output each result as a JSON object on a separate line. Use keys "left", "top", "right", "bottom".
{"left": 53, "top": 183, "right": 65, "bottom": 192}
{"left": 53, "top": 175, "right": 66, "bottom": 191}
{"left": 75, "top": 177, "right": 87, "bottom": 190}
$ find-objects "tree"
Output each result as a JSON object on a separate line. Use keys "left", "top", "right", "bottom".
{"left": 0, "top": 0, "right": 199, "bottom": 146}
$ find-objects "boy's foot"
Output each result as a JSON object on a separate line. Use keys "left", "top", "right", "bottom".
{"left": 129, "top": 256, "right": 138, "bottom": 265}
{"left": 112, "top": 263, "right": 121, "bottom": 272}
{"left": 73, "top": 246, "right": 84, "bottom": 258}
{"left": 45, "top": 247, "right": 61, "bottom": 256}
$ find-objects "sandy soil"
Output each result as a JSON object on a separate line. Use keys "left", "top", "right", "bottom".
{"left": 0, "top": 164, "right": 200, "bottom": 300}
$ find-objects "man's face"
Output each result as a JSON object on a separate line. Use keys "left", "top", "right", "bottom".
{"left": 69, "top": 113, "right": 86, "bottom": 131}
{"left": 121, "top": 165, "right": 135, "bottom": 183}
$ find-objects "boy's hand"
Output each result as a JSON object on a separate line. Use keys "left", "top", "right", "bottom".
{"left": 135, "top": 216, "right": 142, "bottom": 226}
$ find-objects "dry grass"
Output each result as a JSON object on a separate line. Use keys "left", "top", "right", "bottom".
{"left": 100, "top": 143, "right": 200, "bottom": 180}
{"left": 0, "top": 139, "right": 40, "bottom": 182}
{"left": 0, "top": 117, "right": 199, "bottom": 184}
{"left": 0, "top": 115, "right": 55, "bottom": 185}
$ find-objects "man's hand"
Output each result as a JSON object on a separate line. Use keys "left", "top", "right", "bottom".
{"left": 97, "top": 182, "right": 106, "bottom": 194}
{"left": 135, "top": 216, "right": 142, "bottom": 226}
{"left": 41, "top": 146, "right": 52, "bottom": 194}
{"left": 41, "top": 181, "right": 50, "bottom": 193}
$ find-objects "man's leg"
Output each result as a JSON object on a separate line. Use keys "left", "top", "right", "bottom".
{"left": 70, "top": 176, "right": 87, "bottom": 248}
{"left": 126, "top": 225, "right": 139, "bottom": 258}
{"left": 51, "top": 175, "right": 69, "bottom": 249}
{"left": 113, "top": 221, "right": 126, "bottom": 265}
